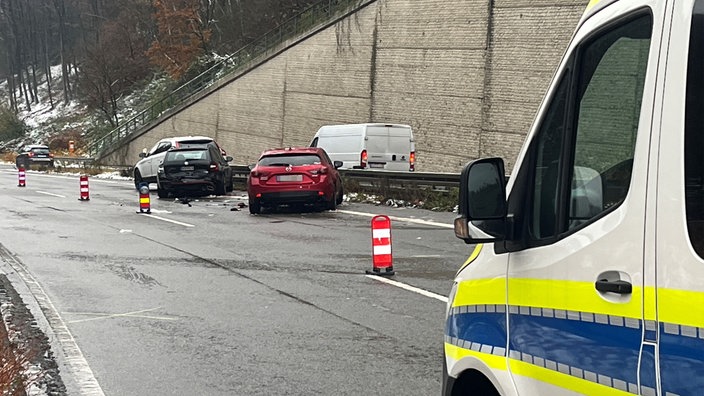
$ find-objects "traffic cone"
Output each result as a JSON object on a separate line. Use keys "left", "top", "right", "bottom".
{"left": 17, "top": 167, "right": 26, "bottom": 187}
{"left": 79, "top": 175, "right": 90, "bottom": 201}
{"left": 366, "top": 215, "right": 395, "bottom": 276}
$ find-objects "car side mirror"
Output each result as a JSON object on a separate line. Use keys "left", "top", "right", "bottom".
{"left": 225, "top": 155, "right": 234, "bottom": 162}
{"left": 333, "top": 161, "right": 343, "bottom": 169}
{"left": 248, "top": 164, "right": 256, "bottom": 170}
{"left": 454, "top": 157, "right": 508, "bottom": 244}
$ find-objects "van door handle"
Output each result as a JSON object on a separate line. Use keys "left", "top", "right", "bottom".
{"left": 595, "top": 279, "right": 632, "bottom": 294}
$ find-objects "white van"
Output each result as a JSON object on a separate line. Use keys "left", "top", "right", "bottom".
{"left": 445, "top": 0, "right": 704, "bottom": 395}
{"left": 309, "top": 123, "right": 415, "bottom": 171}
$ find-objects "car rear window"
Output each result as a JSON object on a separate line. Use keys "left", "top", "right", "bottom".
{"left": 259, "top": 154, "right": 322, "bottom": 166}
{"left": 165, "top": 150, "right": 208, "bottom": 161}
{"left": 31, "top": 148, "right": 50, "bottom": 154}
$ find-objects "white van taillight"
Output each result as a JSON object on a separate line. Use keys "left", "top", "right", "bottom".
{"left": 361, "top": 150, "right": 368, "bottom": 169}
{"left": 409, "top": 151, "right": 416, "bottom": 172}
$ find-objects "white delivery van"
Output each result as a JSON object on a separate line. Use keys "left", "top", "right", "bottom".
{"left": 445, "top": 0, "right": 704, "bottom": 395}
{"left": 309, "top": 123, "right": 415, "bottom": 171}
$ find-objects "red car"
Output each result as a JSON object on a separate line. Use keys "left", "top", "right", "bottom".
{"left": 247, "top": 147, "right": 344, "bottom": 214}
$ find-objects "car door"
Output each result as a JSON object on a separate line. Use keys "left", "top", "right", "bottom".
{"left": 148, "top": 141, "right": 172, "bottom": 179}
{"left": 502, "top": 1, "right": 667, "bottom": 394}
{"left": 653, "top": 1, "right": 704, "bottom": 395}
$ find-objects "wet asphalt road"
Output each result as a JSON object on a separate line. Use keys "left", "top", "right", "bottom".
{"left": 0, "top": 164, "right": 472, "bottom": 396}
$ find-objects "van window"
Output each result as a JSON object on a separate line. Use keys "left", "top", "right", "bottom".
{"left": 685, "top": 1, "right": 704, "bottom": 257}
{"left": 526, "top": 13, "right": 652, "bottom": 242}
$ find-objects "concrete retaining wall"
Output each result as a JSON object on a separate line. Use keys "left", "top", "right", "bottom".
{"left": 104, "top": 0, "right": 587, "bottom": 174}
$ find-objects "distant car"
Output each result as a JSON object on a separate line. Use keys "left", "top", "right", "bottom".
{"left": 156, "top": 144, "right": 233, "bottom": 198}
{"left": 16, "top": 145, "right": 54, "bottom": 169}
{"left": 247, "top": 147, "right": 344, "bottom": 214}
{"left": 133, "top": 136, "right": 226, "bottom": 189}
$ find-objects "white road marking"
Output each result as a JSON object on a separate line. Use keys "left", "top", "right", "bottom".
{"left": 142, "top": 214, "right": 195, "bottom": 228}
{"left": 36, "top": 190, "right": 67, "bottom": 198}
{"left": 119, "top": 229, "right": 133, "bottom": 233}
{"left": 0, "top": 170, "right": 122, "bottom": 184}
{"left": 338, "top": 209, "right": 453, "bottom": 229}
{"left": 148, "top": 209, "right": 172, "bottom": 214}
{"left": 365, "top": 275, "right": 448, "bottom": 302}
{"left": 0, "top": 246, "right": 105, "bottom": 395}
{"left": 66, "top": 307, "right": 177, "bottom": 324}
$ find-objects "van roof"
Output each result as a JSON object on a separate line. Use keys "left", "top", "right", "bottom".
{"left": 319, "top": 123, "right": 412, "bottom": 129}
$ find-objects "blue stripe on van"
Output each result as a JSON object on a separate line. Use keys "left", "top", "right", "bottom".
{"left": 660, "top": 324, "right": 704, "bottom": 396}
{"left": 508, "top": 313, "right": 642, "bottom": 387}
{"left": 447, "top": 307, "right": 704, "bottom": 395}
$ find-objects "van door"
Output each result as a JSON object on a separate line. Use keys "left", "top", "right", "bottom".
{"left": 365, "top": 125, "right": 412, "bottom": 171}
{"left": 502, "top": 1, "right": 667, "bottom": 394}
{"left": 654, "top": 1, "right": 704, "bottom": 395}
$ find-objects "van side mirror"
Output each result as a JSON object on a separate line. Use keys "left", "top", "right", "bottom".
{"left": 333, "top": 160, "right": 343, "bottom": 169}
{"left": 454, "top": 158, "right": 508, "bottom": 243}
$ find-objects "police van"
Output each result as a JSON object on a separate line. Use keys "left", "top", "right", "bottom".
{"left": 444, "top": 0, "right": 704, "bottom": 395}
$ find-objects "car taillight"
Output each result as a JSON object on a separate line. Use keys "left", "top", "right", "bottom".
{"left": 251, "top": 170, "right": 268, "bottom": 181}
{"left": 209, "top": 163, "right": 219, "bottom": 172}
{"left": 49, "top": 153, "right": 54, "bottom": 158}
{"left": 360, "top": 150, "right": 367, "bottom": 169}
{"left": 28, "top": 152, "right": 34, "bottom": 157}
{"left": 409, "top": 151, "right": 415, "bottom": 172}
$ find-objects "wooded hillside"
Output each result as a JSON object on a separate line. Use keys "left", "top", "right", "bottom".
{"left": 0, "top": 0, "right": 318, "bottom": 128}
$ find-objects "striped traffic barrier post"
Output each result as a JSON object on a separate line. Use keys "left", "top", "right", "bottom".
{"left": 366, "top": 215, "right": 395, "bottom": 276}
{"left": 137, "top": 182, "right": 151, "bottom": 214}
{"left": 79, "top": 174, "right": 90, "bottom": 201}
{"left": 17, "top": 167, "right": 26, "bottom": 187}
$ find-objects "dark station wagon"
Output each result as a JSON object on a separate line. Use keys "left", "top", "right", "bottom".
{"left": 156, "top": 144, "right": 233, "bottom": 198}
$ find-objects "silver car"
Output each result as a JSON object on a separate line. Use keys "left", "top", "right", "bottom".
{"left": 133, "top": 136, "right": 221, "bottom": 189}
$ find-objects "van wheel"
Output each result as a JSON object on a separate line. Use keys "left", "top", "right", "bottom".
{"left": 249, "top": 199, "right": 261, "bottom": 214}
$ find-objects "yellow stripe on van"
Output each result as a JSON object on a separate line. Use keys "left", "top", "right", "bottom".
{"left": 452, "top": 278, "right": 505, "bottom": 307}
{"left": 508, "top": 279, "right": 642, "bottom": 319}
{"left": 456, "top": 244, "right": 483, "bottom": 275}
{"left": 444, "top": 343, "right": 506, "bottom": 370}
{"left": 509, "top": 360, "right": 633, "bottom": 396}
{"left": 586, "top": 0, "right": 602, "bottom": 10}
{"left": 658, "top": 288, "right": 704, "bottom": 328}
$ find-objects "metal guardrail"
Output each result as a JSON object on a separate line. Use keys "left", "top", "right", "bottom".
{"left": 230, "top": 165, "right": 460, "bottom": 192}
{"left": 87, "top": 0, "right": 372, "bottom": 158}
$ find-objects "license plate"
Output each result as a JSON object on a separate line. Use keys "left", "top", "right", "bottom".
{"left": 369, "top": 163, "right": 385, "bottom": 169}
{"left": 180, "top": 166, "right": 195, "bottom": 171}
{"left": 277, "top": 174, "right": 303, "bottom": 182}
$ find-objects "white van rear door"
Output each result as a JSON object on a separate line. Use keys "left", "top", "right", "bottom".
{"left": 366, "top": 125, "right": 413, "bottom": 171}
{"left": 653, "top": 1, "right": 704, "bottom": 394}
{"left": 502, "top": 0, "right": 668, "bottom": 393}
